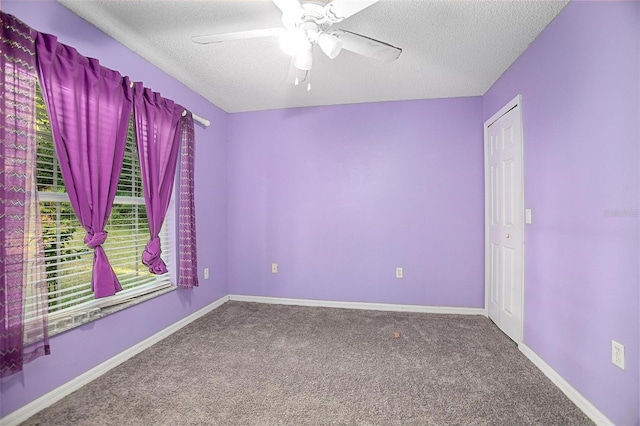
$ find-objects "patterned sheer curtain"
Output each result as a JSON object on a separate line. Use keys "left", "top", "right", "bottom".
{"left": 178, "top": 113, "right": 198, "bottom": 288}
{"left": 0, "top": 12, "right": 50, "bottom": 377}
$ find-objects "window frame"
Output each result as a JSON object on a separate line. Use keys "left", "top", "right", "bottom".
{"left": 33, "top": 97, "right": 177, "bottom": 336}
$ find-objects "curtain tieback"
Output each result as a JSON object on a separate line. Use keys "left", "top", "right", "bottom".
{"left": 142, "top": 237, "right": 167, "bottom": 274}
{"left": 84, "top": 231, "right": 108, "bottom": 249}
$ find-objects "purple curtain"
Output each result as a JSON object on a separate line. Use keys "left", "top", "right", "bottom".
{"left": 35, "top": 32, "right": 133, "bottom": 298}
{"left": 133, "top": 83, "right": 182, "bottom": 274}
{"left": 178, "top": 113, "right": 199, "bottom": 288}
{"left": 0, "top": 12, "right": 50, "bottom": 377}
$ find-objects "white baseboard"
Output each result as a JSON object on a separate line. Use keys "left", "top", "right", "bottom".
{"left": 229, "top": 294, "right": 484, "bottom": 315}
{"left": 1, "top": 295, "right": 230, "bottom": 426}
{"left": 519, "top": 343, "right": 613, "bottom": 426}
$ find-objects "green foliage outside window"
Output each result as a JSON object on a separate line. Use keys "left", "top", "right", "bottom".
{"left": 35, "top": 83, "right": 154, "bottom": 313}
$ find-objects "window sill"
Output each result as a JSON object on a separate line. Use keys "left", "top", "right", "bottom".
{"left": 47, "top": 285, "right": 178, "bottom": 338}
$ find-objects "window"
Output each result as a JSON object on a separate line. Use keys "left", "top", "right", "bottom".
{"left": 33, "top": 83, "right": 174, "bottom": 332}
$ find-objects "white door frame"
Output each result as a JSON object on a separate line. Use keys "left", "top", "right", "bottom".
{"left": 483, "top": 94, "right": 525, "bottom": 344}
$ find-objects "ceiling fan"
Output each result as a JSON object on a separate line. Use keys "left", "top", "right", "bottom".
{"left": 192, "top": 0, "right": 402, "bottom": 90}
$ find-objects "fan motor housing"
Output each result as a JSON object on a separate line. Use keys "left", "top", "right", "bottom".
{"left": 301, "top": 2, "right": 334, "bottom": 30}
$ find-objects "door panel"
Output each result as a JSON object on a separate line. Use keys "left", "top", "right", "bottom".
{"left": 485, "top": 101, "right": 523, "bottom": 344}
{"left": 491, "top": 165, "right": 500, "bottom": 225}
{"left": 490, "top": 243, "right": 499, "bottom": 307}
{"left": 490, "top": 133, "right": 499, "bottom": 156}
{"left": 502, "top": 246, "right": 515, "bottom": 315}
{"left": 503, "top": 124, "right": 514, "bottom": 148}
{"left": 504, "top": 159, "right": 515, "bottom": 227}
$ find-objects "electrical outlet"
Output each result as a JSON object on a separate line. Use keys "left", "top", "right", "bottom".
{"left": 203, "top": 268, "right": 209, "bottom": 280}
{"left": 612, "top": 340, "right": 625, "bottom": 370}
{"left": 271, "top": 263, "right": 278, "bottom": 274}
{"left": 395, "top": 267, "right": 404, "bottom": 279}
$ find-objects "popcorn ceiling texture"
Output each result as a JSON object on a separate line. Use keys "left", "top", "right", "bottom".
{"left": 58, "top": 0, "right": 568, "bottom": 113}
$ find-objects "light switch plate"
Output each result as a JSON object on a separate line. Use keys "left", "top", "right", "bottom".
{"left": 395, "top": 267, "right": 404, "bottom": 279}
{"left": 525, "top": 208, "right": 532, "bottom": 224}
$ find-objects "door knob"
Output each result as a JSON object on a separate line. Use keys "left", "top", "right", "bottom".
{"left": 506, "top": 233, "right": 510, "bottom": 239}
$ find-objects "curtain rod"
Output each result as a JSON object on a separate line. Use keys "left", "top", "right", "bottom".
{"left": 128, "top": 81, "right": 210, "bottom": 128}
{"left": 182, "top": 110, "right": 211, "bottom": 128}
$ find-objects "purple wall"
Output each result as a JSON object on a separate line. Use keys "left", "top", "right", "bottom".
{"left": 483, "top": 2, "right": 640, "bottom": 424}
{"left": 228, "top": 98, "right": 485, "bottom": 307}
{"left": 0, "top": 1, "right": 228, "bottom": 418}
{"left": 2, "top": 0, "right": 638, "bottom": 424}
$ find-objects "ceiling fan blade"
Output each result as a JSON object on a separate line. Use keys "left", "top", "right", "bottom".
{"left": 333, "top": 29, "right": 401, "bottom": 62}
{"left": 272, "top": 0, "right": 303, "bottom": 15}
{"left": 192, "top": 28, "right": 283, "bottom": 44}
{"left": 325, "top": 0, "right": 379, "bottom": 21}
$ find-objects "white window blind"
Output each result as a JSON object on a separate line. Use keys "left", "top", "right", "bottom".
{"left": 33, "top": 84, "right": 173, "bottom": 331}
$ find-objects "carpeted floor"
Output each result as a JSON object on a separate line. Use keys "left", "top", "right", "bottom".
{"left": 22, "top": 301, "right": 592, "bottom": 425}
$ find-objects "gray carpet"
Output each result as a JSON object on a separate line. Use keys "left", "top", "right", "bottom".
{"left": 22, "top": 301, "right": 592, "bottom": 425}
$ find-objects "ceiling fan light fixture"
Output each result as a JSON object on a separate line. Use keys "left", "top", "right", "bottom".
{"left": 281, "top": 10, "right": 302, "bottom": 29}
{"left": 293, "top": 44, "right": 313, "bottom": 70}
{"left": 317, "top": 32, "right": 343, "bottom": 59}
{"left": 279, "top": 28, "right": 307, "bottom": 56}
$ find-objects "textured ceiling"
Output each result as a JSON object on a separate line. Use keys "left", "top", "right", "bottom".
{"left": 59, "top": 0, "right": 569, "bottom": 113}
